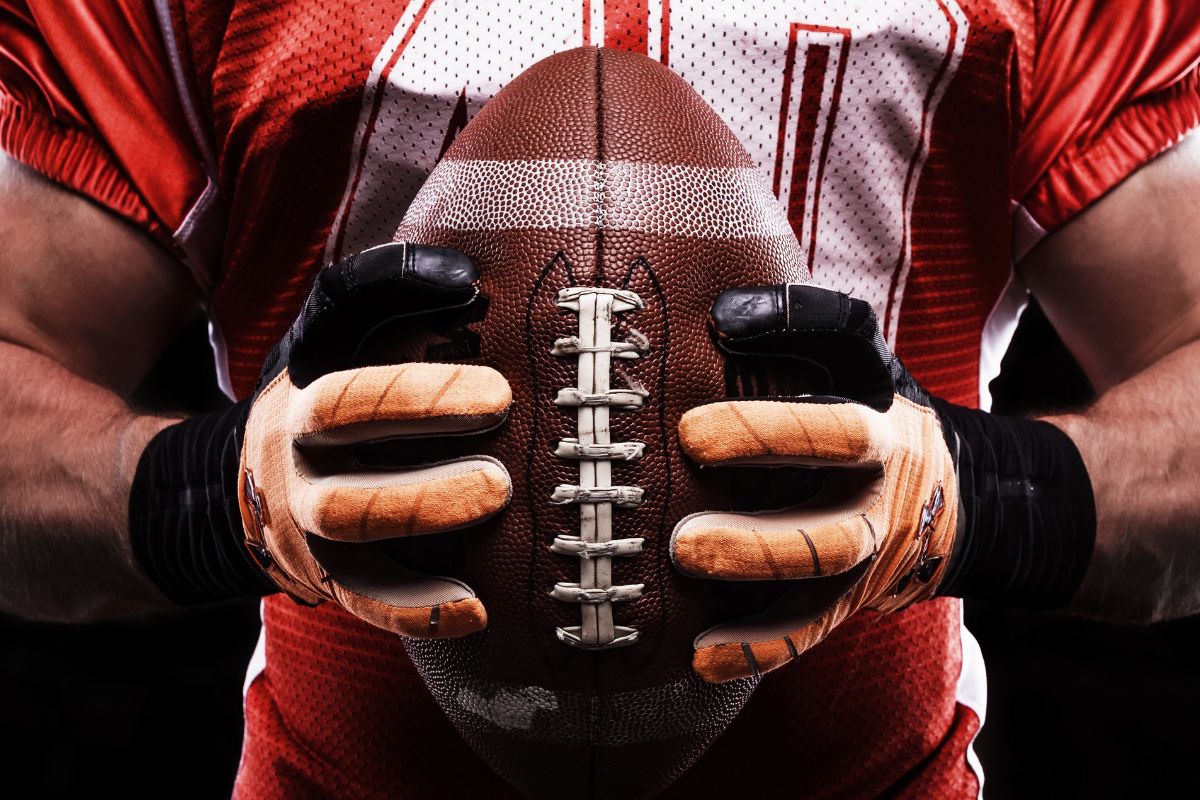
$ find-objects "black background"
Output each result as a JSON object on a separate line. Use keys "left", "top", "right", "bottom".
{"left": 3, "top": 301, "right": 1197, "bottom": 798}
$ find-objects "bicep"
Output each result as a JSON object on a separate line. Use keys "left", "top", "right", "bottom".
{"left": 0, "top": 154, "right": 199, "bottom": 394}
{"left": 1018, "top": 133, "right": 1200, "bottom": 393}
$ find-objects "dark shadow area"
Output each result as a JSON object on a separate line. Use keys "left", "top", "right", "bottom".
{"left": 0, "top": 311, "right": 261, "bottom": 799}
{"left": 969, "top": 299, "right": 1200, "bottom": 798}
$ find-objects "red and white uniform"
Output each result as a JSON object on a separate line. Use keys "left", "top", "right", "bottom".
{"left": 3, "top": 1, "right": 1197, "bottom": 797}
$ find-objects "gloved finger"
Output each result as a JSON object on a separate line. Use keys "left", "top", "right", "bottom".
{"left": 679, "top": 399, "right": 893, "bottom": 467}
{"left": 290, "top": 363, "right": 511, "bottom": 446}
{"left": 294, "top": 457, "right": 512, "bottom": 542}
{"left": 692, "top": 602, "right": 849, "bottom": 683}
{"left": 686, "top": 553, "right": 870, "bottom": 682}
{"left": 332, "top": 582, "right": 487, "bottom": 638}
{"left": 671, "top": 506, "right": 877, "bottom": 580}
{"left": 710, "top": 284, "right": 895, "bottom": 408}
{"left": 307, "top": 537, "right": 487, "bottom": 638}
{"left": 286, "top": 243, "right": 481, "bottom": 386}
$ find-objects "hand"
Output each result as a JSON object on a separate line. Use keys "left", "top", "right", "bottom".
{"left": 238, "top": 243, "right": 512, "bottom": 637}
{"left": 671, "top": 284, "right": 959, "bottom": 682}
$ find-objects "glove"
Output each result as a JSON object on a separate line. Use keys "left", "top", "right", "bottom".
{"left": 237, "top": 242, "right": 512, "bottom": 637}
{"left": 671, "top": 284, "right": 958, "bottom": 683}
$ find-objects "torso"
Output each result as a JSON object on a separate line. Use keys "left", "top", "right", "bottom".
{"left": 175, "top": 1, "right": 1025, "bottom": 795}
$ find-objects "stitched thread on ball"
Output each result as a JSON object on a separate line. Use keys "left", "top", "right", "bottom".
{"left": 549, "top": 286, "right": 647, "bottom": 650}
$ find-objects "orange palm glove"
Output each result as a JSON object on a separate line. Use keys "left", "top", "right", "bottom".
{"left": 238, "top": 243, "right": 512, "bottom": 637}
{"left": 671, "top": 285, "right": 958, "bottom": 682}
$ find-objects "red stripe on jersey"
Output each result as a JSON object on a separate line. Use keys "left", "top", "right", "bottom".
{"left": 771, "top": 29, "right": 799, "bottom": 199}
{"left": 604, "top": 0, "right": 648, "bottom": 54}
{"left": 883, "top": 0, "right": 958, "bottom": 339}
{"left": 806, "top": 30, "right": 849, "bottom": 275}
{"left": 894, "top": 0, "right": 1015, "bottom": 409}
{"left": 659, "top": 0, "right": 671, "bottom": 65}
{"left": 785, "top": 44, "right": 828, "bottom": 248}
{"left": 332, "top": 0, "right": 436, "bottom": 263}
{"left": 774, "top": 24, "right": 850, "bottom": 276}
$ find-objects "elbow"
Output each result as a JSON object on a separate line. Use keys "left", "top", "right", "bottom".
{"left": 1068, "top": 542, "right": 1199, "bottom": 625}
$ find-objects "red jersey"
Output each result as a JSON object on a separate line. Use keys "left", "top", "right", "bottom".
{"left": 2, "top": 1, "right": 1197, "bottom": 797}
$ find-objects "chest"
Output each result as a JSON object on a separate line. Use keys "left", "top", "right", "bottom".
{"left": 202, "top": 0, "right": 1021, "bottom": 403}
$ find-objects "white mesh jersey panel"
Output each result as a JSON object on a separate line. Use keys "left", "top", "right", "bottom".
{"left": 326, "top": 0, "right": 969, "bottom": 348}
{"left": 663, "top": 0, "right": 968, "bottom": 345}
{"left": 325, "top": 1, "right": 586, "bottom": 263}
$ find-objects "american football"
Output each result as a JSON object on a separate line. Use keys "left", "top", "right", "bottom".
{"left": 391, "top": 47, "right": 805, "bottom": 799}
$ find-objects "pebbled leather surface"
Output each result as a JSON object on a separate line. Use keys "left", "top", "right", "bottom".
{"left": 392, "top": 47, "right": 807, "bottom": 800}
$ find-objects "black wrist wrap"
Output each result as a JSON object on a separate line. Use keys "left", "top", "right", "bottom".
{"left": 932, "top": 399, "right": 1096, "bottom": 609}
{"left": 128, "top": 401, "right": 277, "bottom": 604}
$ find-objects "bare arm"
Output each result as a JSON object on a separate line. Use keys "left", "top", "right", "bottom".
{"left": 1021, "top": 133, "right": 1200, "bottom": 623}
{"left": 0, "top": 155, "right": 199, "bottom": 622}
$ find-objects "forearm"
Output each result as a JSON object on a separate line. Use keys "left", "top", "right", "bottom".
{"left": 0, "top": 340, "right": 176, "bottom": 622}
{"left": 1046, "top": 338, "right": 1200, "bottom": 623}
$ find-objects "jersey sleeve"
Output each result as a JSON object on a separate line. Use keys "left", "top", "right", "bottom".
{"left": 0, "top": 0, "right": 216, "bottom": 290}
{"left": 1012, "top": 0, "right": 1200, "bottom": 253}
